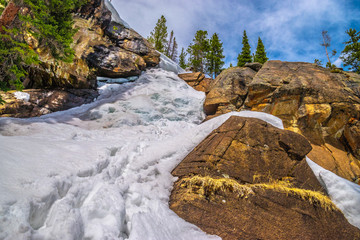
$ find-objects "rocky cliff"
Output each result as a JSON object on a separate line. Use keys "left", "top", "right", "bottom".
{"left": 201, "top": 61, "right": 360, "bottom": 182}
{"left": 27, "top": 0, "right": 159, "bottom": 89}
{"left": 0, "top": 0, "right": 160, "bottom": 117}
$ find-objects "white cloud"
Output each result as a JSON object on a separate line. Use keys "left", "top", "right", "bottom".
{"left": 333, "top": 58, "right": 343, "bottom": 67}
{"left": 111, "top": 0, "right": 356, "bottom": 65}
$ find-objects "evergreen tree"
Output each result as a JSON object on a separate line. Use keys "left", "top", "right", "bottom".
{"left": 229, "top": 63, "right": 233, "bottom": 67}
{"left": 147, "top": 15, "right": 168, "bottom": 53}
{"left": 340, "top": 28, "right": 360, "bottom": 73}
{"left": 314, "top": 59, "right": 323, "bottom": 66}
{"left": 170, "top": 37, "right": 178, "bottom": 62}
{"left": 237, "top": 30, "right": 252, "bottom": 67}
{"left": 187, "top": 30, "right": 209, "bottom": 73}
{"left": 165, "top": 30, "right": 173, "bottom": 57}
{"left": 254, "top": 37, "right": 268, "bottom": 64}
{"left": 179, "top": 47, "right": 187, "bottom": 69}
{"left": 321, "top": 30, "right": 332, "bottom": 67}
{"left": 207, "top": 33, "right": 224, "bottom": 78}
{"left": 0, "top": 0, "right": 87, "bottom": 104}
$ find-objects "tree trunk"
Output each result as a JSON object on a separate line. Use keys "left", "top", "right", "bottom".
{"left": 0, "top": 1, "right": 21, "bottom": 33}
{"left": 322, "top": 34, "right": 331, "bottom": 66}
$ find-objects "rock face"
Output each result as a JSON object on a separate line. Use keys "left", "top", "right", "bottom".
{"left": 25, "top": 0, "right": 159, "bottom": 89}
{"left": 178, "top": 72, "right": 211, "bottom": 93}
{"left": 204, "top": 67, "right": 256, "bottom": 116}
{"left": 1, "top": 0, "right": 160, "bottom": 118}
{"left": 0, "top": 89, "right": 98, "bottom": 118}
{"left": 170, "top": 116, "right": 360, "bottom": 240}
{"left": 204, "top": 61, "right": 360, "bottom": 182}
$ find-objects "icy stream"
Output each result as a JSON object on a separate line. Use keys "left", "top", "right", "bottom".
{"left": 0, "top": 67, "right": 360, "bottom": 239}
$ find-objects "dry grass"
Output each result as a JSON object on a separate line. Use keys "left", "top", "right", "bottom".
{"left": 180, "top": 176, "right": 254, "bottom": 199}
{"left": 179, "top": 176, "right": 337, "bottom": 211}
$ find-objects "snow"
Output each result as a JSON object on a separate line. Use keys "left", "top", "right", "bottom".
{"left": 14, "top": 92, "right": 30, "bottom": 102}
{"left": 0, "top": 67, "right": 359, "bottom": 239}
{"left": 158, "top": 52, "right": 186, "bottom": 75}
{"left": 0, "top": 69, "right": 216, "bottom": 240}
{"left": 104, "top": 0, "right": 131, "bottom": 29}
{"left": 307, "top": 158, "right": 360, "bottom": 228}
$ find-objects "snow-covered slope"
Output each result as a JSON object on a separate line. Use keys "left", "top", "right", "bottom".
{"left": 0, "top": 67, "right": 359, "bottom": 239}
{"left": 158, "top": 51, "right": 186, "bottom": 75}
{"left": 104, "top": 0, "right": 131, "bottom": 28}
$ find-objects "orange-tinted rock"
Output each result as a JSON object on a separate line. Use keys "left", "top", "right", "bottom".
{"left": 203, "top": 67, "right": 256, "bottom": 115}
{"left": 204, "top": 61, "right": 360, "bottom": 181}
{"left": 170, "top": 116, "right": 360, "bottom": 240}
{"left": 24, "top": 0, "right": 160, "bottom": 89}
{"left": 178, "top": 72, "right": 211, "bottom": 93}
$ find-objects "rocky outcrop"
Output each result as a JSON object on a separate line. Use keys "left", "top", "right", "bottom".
{"left": 0, "top": 89, "right": 98, "bottom": 118}
{"left": 204, "top": 61, "right": 360, "bottom": 182}
{"left": 244, "top": 62, "right": 263, "bottom": 72}
{"left": 24, "top": 0, "right": 159, "bottom": 89}
{"left": 87, "top": 45, "right": 146, "bottom": 78}
{"left": 204, "top": 67, "right": 256, "bottom": 116}
{"left": 170, "top": 116, "right": 360, "bottom": 240}
{"left": 178, "top": 72, "right": 211, "bottom": 93}
{"left": 1, "top": 0, "right": 160, "bottom": 118}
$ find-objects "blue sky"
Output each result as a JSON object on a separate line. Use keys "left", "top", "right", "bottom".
{"left": 112, "top": 0, "right": 360, "bottom": 68}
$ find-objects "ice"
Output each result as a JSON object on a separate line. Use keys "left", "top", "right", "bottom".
{"left": 158, "top": 52, "right": 186, "bottom": 74}
{"left": 0, "top": 67, "right": 358, "bottom": 239}
{"left": 104, "top": 0, "right": 131, "bottom": 29}
{"left": 307, "top": 158, "right": 360, "bottom": 228}
{"left": 14, "top": 91, "right": 30, "bottom": 102}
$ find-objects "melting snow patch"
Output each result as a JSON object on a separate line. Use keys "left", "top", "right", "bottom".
{"left": 158, "top": 52, "right": 185, "bottom": 75}
{"left": 307, "top": 158, "right": 360, "bottom": 229}
{"left": 14, "top": 92, "right": 30, "bottom": 102}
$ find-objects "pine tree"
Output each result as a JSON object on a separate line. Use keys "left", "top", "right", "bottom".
{"left": 0, "top": 0, "right": 87, "bottom": 104}
{"left": 170, "top": 37, "right": 178, "bottom": 62}
{"left": 237, "top": 30, "right": 252, "bottom": 67}
{"left": 314, "top": 59, "right": 323, "bottom": 66}
{"left": 207, "top": 33, "right": 225, "bottom": 78}
{"left": 254, "top": 37, "right": 268, "bottom": 64}
{"left": 147, "top": 15, "right": 168, "bottom": 53}
{"left": 165, "top": 30, "right": 174, "bottom": 57}
{"left": 321, "top": 30, "right": 332, "bottom": 67}
{"left": 179, "top": 47, "right": 187, "bottom": 69}
{"left": 229, "top": 63, "right": 233, "bottom": 67}
{"left": 340, "top": 28, "right": 360, "bottom": 73}
{"left": 187, "top": 30, "right": 209, "bottom": 73}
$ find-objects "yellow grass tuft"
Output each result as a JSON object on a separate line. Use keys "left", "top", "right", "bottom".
{"left": 179, "top": 176, "right": 337, "bottom": 211}
{"left": 180, "top": 176, "right": 254, "bottom": 199}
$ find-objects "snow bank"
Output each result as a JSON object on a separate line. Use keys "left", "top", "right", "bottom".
{"left": 14, "top": 91, "right": 30, "bottom": 102}
{"left": 158, "top": 51, "right": 185, "bottom": 75}
{"left": 307, "top": 158, "right": 360, "bottom": 228}
{"left": 104, "top": 0, "right": 131, "bottom": 28}
{"left": 0, "top": 69, "right": 216, "bottom": 240}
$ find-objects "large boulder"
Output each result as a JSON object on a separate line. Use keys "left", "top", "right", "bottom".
{"left": 170, "top": 116, "right": 360, "bottom": 240}
{"left": 204, "top": 61, "right": 360, "bottom": 182}
{"left": 203, "top": 67, "right": 256, "bottom": 116}
{"left": 87, "top": 45, "right": 146, "bottom": 78}
{"left": 178, "top": 72, "right": 211, "bottom": 93}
